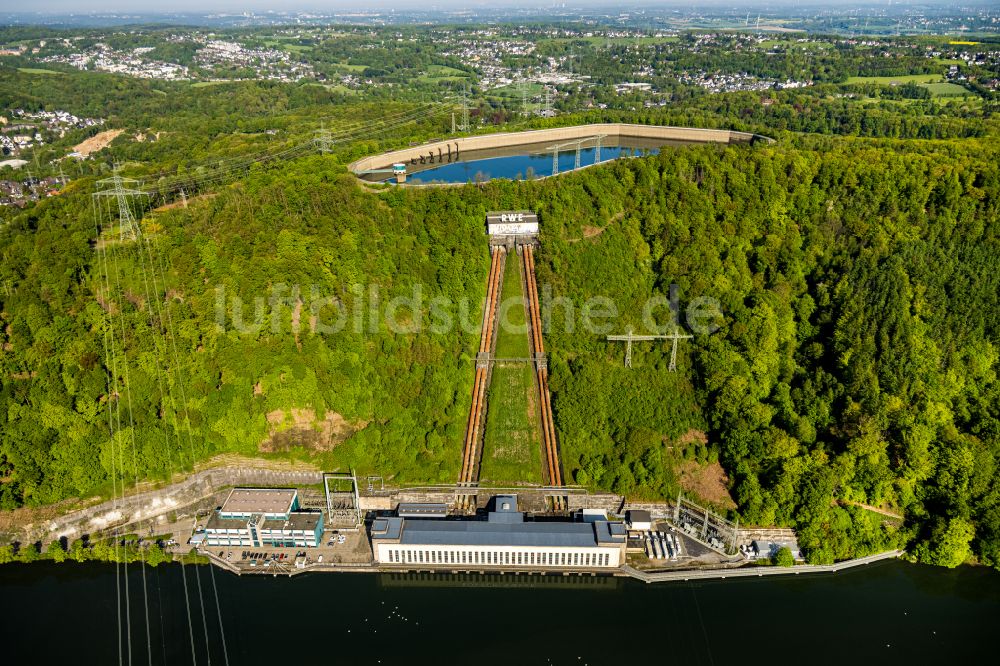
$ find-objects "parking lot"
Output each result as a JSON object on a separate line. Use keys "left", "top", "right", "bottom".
{"left": 209, "top": 528, "right": 374, "bottom": 573}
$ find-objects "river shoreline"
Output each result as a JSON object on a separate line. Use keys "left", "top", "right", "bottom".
{"left": 197, "top": 547, "right": 905, "bottom": 583}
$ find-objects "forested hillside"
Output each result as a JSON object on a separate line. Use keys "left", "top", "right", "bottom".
{"left": 531, "top": 136, "right": 1000, "bottom": 568}
{"left": 1, "top": 51, "right": 999, "bottom": 568}
{"left": 2, "top": 132, "right": 998, "bottom": 568}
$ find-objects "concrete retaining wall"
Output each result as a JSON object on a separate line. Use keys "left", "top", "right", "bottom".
{"left": 736, "top": 527, "right": 799, "bottom": 547}
{"left": 624, "top": 550, "right": 905, "bottom": 584}
{"left": 348, "top": 123, "right": 767, "bottom": 174}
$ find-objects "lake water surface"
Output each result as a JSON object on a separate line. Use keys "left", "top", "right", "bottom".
{"left": 362, "top": 136, "right": 687, "bottom": 184}
{"left": 1, "top": 560, "right": 996, "bottom": 665}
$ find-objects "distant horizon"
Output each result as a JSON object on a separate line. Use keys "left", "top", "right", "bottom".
{"left": 2, "top": 0, "right": 993, "bottom": 16}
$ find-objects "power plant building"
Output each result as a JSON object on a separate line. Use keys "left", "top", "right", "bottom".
{"left": 204, "top": 488, "right": 324, "bottom": 548}
{"left": 372, "top": 495, "right": 626, "bottom": 568}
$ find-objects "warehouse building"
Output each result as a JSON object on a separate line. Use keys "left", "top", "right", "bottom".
{"left": 204, "top": 488, "right": 324, "bottom": 548}
{"left": 372, "top": 495, "right": 627, "bottom": 569}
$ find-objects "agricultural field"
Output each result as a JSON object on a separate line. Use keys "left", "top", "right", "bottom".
{"left": 922, "top": 82, "right": 971, "bottom": 97}
{"left": 845, "top": 73, "right": 943, "bottom": 85}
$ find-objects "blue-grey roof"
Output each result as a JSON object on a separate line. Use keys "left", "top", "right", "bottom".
{"left": 395, "top": 519, "right": 603, "bottom": 548}
{"left": 595, "top": 521, "right": 627, "bottom": 544}
{"left": 372, "top": 517, "right": 403, "bottom": 540}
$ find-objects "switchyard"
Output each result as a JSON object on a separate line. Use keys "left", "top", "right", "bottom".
{"left": 458, "top": 211, "right": 567, "bottom": 511}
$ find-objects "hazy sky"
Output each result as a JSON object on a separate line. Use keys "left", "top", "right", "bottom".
{"left": 0, "top": 0, "right": 961, "bottom": 13}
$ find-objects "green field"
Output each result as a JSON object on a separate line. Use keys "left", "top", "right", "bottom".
{"left": 417, "top": 64, "right": 473, "bottom": 84}
{"left": 332, "top": 62, "right": 368, "bottom": 73}
{"left": 17, "top": 67, "right": 63, "bottom": 75}
{"left": 922, "top": 82, "right": 971, "bottom": 97}
{"left": 493, "top": 252, "right": 531, "bottom": 359}
{"left": 845, "top": 73, "right": 943, "bottom": 85}
{"left": 480, "top": 364, "right": 543, "bottom": 485}
{"left": 262, "top": 40, "right": 313, "bottom": 53}
{"left": 931, "top": 57, "right": 965, "bottom": 66}
{"left": 845, "top": 72, "right": 972, "bottom": 98}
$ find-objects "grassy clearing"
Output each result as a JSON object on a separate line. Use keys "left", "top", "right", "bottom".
{"left": 932, "top": 57, "right": 965, "bottom": 66}
{"left": 17, "top": 67, "right": 63, "bottom": 75}
{"left": 493, "top": 252, "right": 531, "bottom": 359}
{"left": 845, "top": 73, "right": 942, "bottom": 85}
{"left": 332, "top": 62, "right": 368, "bottom": 73}
{"left": 262, "top": 40, "right": 313, "bottom": 52}
{"left": 922, "top": 82, "right": 971, "bottom": 97}
{"left": 480, "top": 363, "right": 543, "bottom": 485}
{"left": 417, "top": 65, "right": 473, "bottom": 84}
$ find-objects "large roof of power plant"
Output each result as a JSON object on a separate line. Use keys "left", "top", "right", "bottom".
{"left": 398, "top": 520, "right": 609, "bottom": 548}
{"left": 374, "top": 516, "right": 625, "bottom": 549}
{"left": 221, "top": 488, "right": 296, "bottom": 515}
{"left": 374, "top": 495, "right": 626, "bottom": 549}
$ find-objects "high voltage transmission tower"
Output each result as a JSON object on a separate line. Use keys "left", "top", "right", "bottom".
{"left": 461, "top": 83, "right": 470, "bottom": 130}
{"left": 452, "top": 84, "right": 471, "bottom": 132}
{"left": 606, "top": 327, "right": 693, "bottom": 371}
{"left": 314, "top": 123, "right": 334, "bottom": 153}
{"left": 519, "top": 80, "right": 530, "bottom": 117}
{"left": 94, "top": 167, "right": 147, "bottom": 241}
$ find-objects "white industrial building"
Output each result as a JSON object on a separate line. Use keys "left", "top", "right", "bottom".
{"left": 372, "top": 495, "right": 627, "bottom": 569}
{"left": 203, "top": 488, "right": 324, "bottom": 548}
{"left": 626, "top": 509, "right": 652, "bottom": 532}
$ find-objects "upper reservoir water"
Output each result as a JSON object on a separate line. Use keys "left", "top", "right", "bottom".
{"left": 1, "top": 560, "right": 997, "bottom": 664}
{"left": 361, "top": 137, "right": 695, "bottom": 184}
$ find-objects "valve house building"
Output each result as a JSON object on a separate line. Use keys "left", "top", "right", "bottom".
{"left": 486, "top": 211, "right": 538, "bottom": 247}
{"left": 371, "top": 495, "right": 627, "bottom": 569}
{"left": 204, "top": 488, "right": 324, "bottom": 548}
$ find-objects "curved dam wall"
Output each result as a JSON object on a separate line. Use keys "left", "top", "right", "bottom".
{"left": 348, "top": 123, "right": 770, "bottom": 175}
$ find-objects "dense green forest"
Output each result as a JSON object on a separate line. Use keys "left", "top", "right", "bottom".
{"left": 531, "top": 136, "right": 1000, "bottom": 568}
{"left": 0, "top": 53, "right": 999, "bottom": 569}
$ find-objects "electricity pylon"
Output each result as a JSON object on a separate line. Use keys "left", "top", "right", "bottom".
{"left": 461, "top": 84, "right": 470, "bottom": 130}
{"left": 94, "top": 166, "right": 146, "bottom": 241}
{"left": 314, "top": 123, "right": 334, "bottom": 153}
